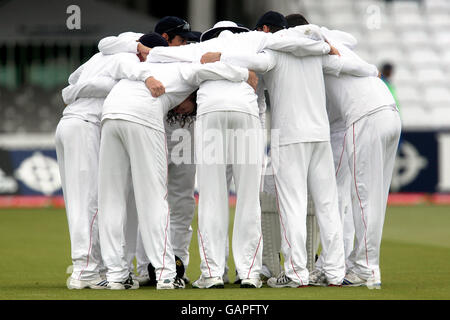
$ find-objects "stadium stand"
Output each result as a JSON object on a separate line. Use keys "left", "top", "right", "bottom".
{"left": 0, "top": 0, "right": 158, "bottom": 134}
{"left": 299, "top": 0, "right": 450, "bottom": 129}
{"left": 0, "top": 0, "right": 449, "bottom": 132}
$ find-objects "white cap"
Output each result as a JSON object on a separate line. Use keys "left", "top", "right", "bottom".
{"left": 200, "top": 20, "right": 249, "bottom": 42}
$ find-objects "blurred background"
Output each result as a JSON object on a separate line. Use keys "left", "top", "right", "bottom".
{"left": 0, "top": 0, "right": 449, "bottom": 205}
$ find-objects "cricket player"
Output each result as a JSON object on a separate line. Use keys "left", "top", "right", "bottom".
{"left": 315, "top": 25, "right": 401, "bottom": 290}
{"left": 96, "top": 33, "right": 256, "bottom": 290}
{"left": 194, "top": 21, "right": 265, "bottom": 289}
{"left": 56, "top": 34, "right": 168, "bottom": 289}
{"left": 97, "top": 17, "right": 198, "bottom": 284}
{"left": 320, "top": 26, "right": 358, "bottom": 269}
{"left": 205, "top": 13, "right": 382, "bottom": 287}
{"left": 307, "top": 24, "right": 362, "bottom": 285}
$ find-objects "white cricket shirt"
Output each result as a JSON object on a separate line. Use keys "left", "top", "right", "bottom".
{"left": 102, "top": 60, "right": 249, "bottom": 132}
{"left": 324, "top": 43, "right": 396, "bottom": 128}
{"left": 218, "top": 44, "right": 379, "bottom": 145}
{"left": 61, "top": 52, "right": 152, "bottom": 124}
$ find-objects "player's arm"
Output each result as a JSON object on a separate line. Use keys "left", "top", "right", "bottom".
{"left": 322, "top": 55, "right": 378, "bottom": 77}
{"left": 147, "top": 40, "right": 213, "bottom": 63}
{"left": 341, "top": 57, "right": 378, "bottom": 77}
{"left": 61, "top": 76, "right": 117, "bottom": 104}
{"left": 98, "top": 32, "right": 143, "bottom": 55}
{"left": 265, "top": 35, "right": 331, "bottom": 57}
{"left": 256, "top": 77, "right": 267, "bottom": 130}
{"left": 180, "top": 61, "right": 251, "bottom": 86}
{"left": 67, "top": 63, "right": 85, "bottom": 85}
{"left": 261, "top": 25, "right": 331, "bottom": 57}
{"left": 103, "top": 53, "right": 165, "bottom": 97}
{"left": 102, "top": 53, "right": 153, "bottom": 81}
{"left": 321, "top": 27, "right": 358, "bottom": 49}
{"left": 201, "top": 50, "right": 276, "bottom": 74}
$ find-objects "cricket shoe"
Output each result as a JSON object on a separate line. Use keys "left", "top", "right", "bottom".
{"left": 366, "top": 276, "right": 382, "bottom": 290}
{"left": 147, "top": 255, "right": 185, "bottom": 286}
{"left": 267, "top": 272, "right": 307, "bottom": 288}
{"left": 67, "top": 277, "right": 108, "bottom": 290}
{"left": 107, "top": 273, "right": 139, "bottom": 290}
{"left": 157, "top": 276, "right": 185, "bottom": 290}
{"left": 342, "top": 271, "right": 368, "bottom": 287}
{"left": 192, "top": 276, "right": 224, "bottom": 289}
{"left": 240, "top": 278, "right": 263, "bottom": 288}
{"left": 308, "top": 269, "right": 328, "bottom": 287}
{"left": 66, "top": 265, "right": 73, "bottom": 275}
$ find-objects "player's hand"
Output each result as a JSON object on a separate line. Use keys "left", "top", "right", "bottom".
{"left": 137, "top": 42, "right": 151, "bottom": 61}
{"left": 200, "top": 52, "right": 221, "bottom": 64}
{"left": 329, "top": 45, "right": 340, "bottom": 56}
{"left": 247, "top": 70, "right": 258, "bottom": 92}
{"left": 145, "top": 77, "right": 165, "bottom": 97}
{"left": 325, "top": 40, "right": 340, "bottom": 56}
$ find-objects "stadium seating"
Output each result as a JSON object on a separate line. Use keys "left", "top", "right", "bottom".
{"left": 300, "top": 0, "right": 450, "bottom": 129}
{"left": 0, "top": 85, "right": 63, "bottom": 133}
{"left": 0, "top": 0, "right": 449, "bottom": 133}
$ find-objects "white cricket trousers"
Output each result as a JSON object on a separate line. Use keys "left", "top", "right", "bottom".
{"left": 123, "top": 187, "right": 145, "bottom": 275}
{"left": 132, "top": 122, "right": 197, "bottom": 274}
{"left": 272, "top": 141, "right": 345, "bottom": 285}
{"left": 331, "top": 130, "right": 355, "bottom": 266}
{"left": 345, "top": 108, "right": 401, "bottom": 281}
{"left": 165, "top": 122, "right": 196, "bottom": 269}
{"left": 195, "top": 111, "right": 264, "bottom": 280}
{"left": 316, "top": 130, "right": 355, "bottom": 272}
{"left": 98, "top": 119, "right": 176, "bottom": 282}
{"left": 55, "top": 118, "right": 103, "bottom": 281}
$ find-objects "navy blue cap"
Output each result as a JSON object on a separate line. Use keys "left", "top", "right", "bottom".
{"left": 138, "top": 32, "right": 168, "bottom": 48}
{"left": 187, "top": 31, "right": 202, "bottom": 43}
{"left": 255, "top": 11, "right": 288, "bottom": 30}
{"left": 154, "top": 16, "right": 195, "bottom": 39}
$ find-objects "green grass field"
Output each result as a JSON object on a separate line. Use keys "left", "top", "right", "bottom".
{"left": 0, "top": 204, "right": 449, "bottom": 300}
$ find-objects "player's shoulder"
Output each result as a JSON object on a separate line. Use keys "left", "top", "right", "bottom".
{"left": 105, "top": 52, "right": 139, "bottom": 62}
{"left": 118, "top": 31, "right": 144, "bottom": 40}
{"left": 78, "top": 52, "right": 103, "bottom": 69}
{"left": 232, "top": 30, "right": 262, "bottom": 42}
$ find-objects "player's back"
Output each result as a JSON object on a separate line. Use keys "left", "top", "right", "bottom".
{"left": 324, "top": 45, "right": 396, "bottom": 128}
{"left": 196, "top": 78, "right": 258, "bottom": 117}
{"left": 103, "top": 62, "right": 195, "bottom": 133}
{"left": 263, "top": 50, "right": 330, "bottom": 145}
{"left": 75, "top": 53, "right": 117, "bottom": 82}
{"left": 62, "top": 53, "right": 120, "bottom": 124}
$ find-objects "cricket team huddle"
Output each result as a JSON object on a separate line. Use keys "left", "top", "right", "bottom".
{"left": 57, "top": 10, "right": 401, "bottom": 291}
